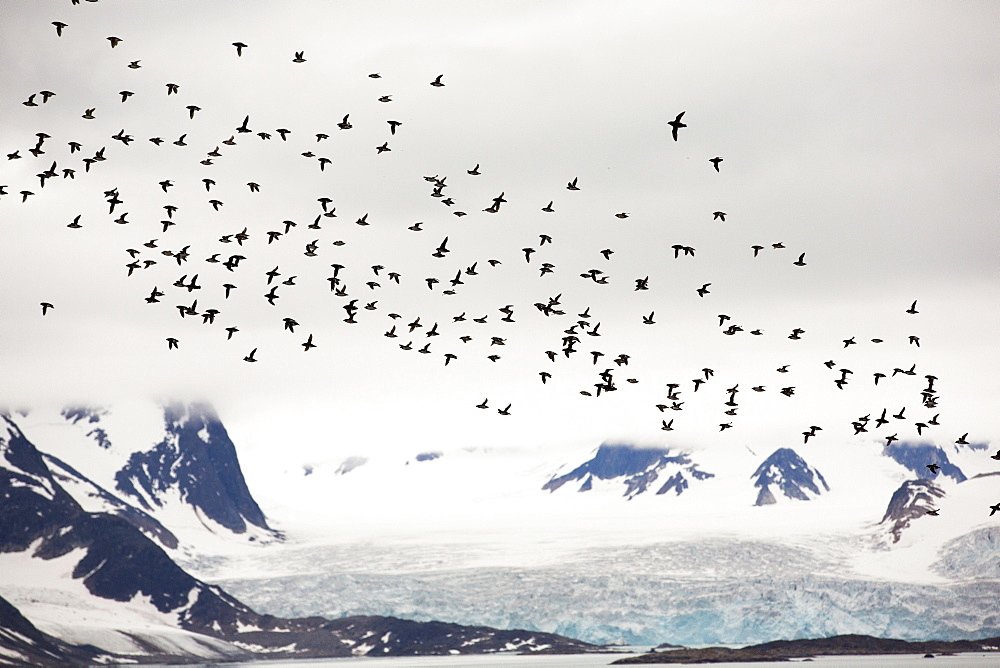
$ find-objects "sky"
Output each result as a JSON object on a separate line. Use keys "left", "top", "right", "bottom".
{"left": 0, "top": 0, "right": 997, "bottom": 476}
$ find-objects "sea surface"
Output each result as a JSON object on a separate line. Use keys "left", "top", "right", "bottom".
{"left": 168, "top": 651, "right": 1000, "bottom": 667}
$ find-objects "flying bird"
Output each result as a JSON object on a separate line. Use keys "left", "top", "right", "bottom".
{"left": 668, "top": 111, "right": 686, "bottom": 141}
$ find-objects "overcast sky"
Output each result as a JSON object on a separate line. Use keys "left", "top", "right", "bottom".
{"left": 0, "top": 1, "right": 996, "bottom": 472}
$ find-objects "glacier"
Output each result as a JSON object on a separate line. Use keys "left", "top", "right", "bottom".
{"left": 212, "top": 535, "right": 1000, "bottom": 647}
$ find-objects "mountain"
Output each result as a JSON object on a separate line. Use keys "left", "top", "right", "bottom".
{"left": 19, "top": 401, "right": 281, "bottom": 550}
{"left": 750, "top": 448, "right": 829, "bottom": 506}
{"left": 0, "top": 594, "right": 104, "bottom": 667}
{"left": 209, "top": 434, "right": 999, "bottom": 647}
{"left": 0, "top": 412, "right": 599, "bottom": 664}
{"left": 542, "top": 443, "right": 714, "bottom": 499}
{"left": 880, "top": 479, "right": 946, "bottom": 543}
{"left": 882, "top": 442, "right": 966, "bottom": 483}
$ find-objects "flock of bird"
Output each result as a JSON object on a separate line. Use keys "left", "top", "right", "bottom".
{"left": 2, "top": 2, "right": 995, "bottom": 520}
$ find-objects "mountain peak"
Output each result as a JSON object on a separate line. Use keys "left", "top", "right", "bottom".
{"left": 112, "top": 401, "right": 276, "bottom": 538}
{"left": 880, "top": 479, "right": 946, "bottom": 543}
{"left": 751, "top": 447, "right": 829, "bottom": 506}
{"left": 543, "top": 443, "right": 714, "bottom": 499}
{"left": 882, "top": 442, "right": 966, "bottom": 483}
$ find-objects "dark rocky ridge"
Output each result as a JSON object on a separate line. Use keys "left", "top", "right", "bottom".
{"left": 614, "top": 633, "right": 1000, "bottom": 663}
{"left": 880, "top": 479, "right": 946, "bottom": 543}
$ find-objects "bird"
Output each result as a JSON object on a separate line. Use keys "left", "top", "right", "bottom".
{"left": 497, "top": 404, "right": 512, "bottom": 416}
{"left": 925, "top": 509, "right": 940, "bottom": 516}
{"left": 566, "top": 177, "right": 579, "bottom": 191}
{"left": 166, "top": 338, "right": 179, "bottom": 350}
{"left": 709, "top": 157, "right": 723, "bottom": 171}
{"left": 243, "top": 348, "right": 258, "bottom": 362}
{"left": 302, "top": 334, "right": 316, "bottom": 351}
{"left": 697, "top": 283, "right": 711, "bottom": 297}
{"left": 990, "top": 503, "right": 1000, "bottom": 517}
{"left": 292, "top": 51, "right": 306, "bottom": 63}
{"left": 793, "top": 253, "right": 807, "bottom": 266}
{"left": 107, "top": 36, "right": 123, "bottom": 48}
{"left": 906, "top": 300, "right": 919, "bottom": 315}
{"left": 712, "top": 211, "right": 727, "bottom": 221}
{"left": 232, "top": 42, "right": 247, "bottom": 56}
{"left": 467, "top": 164, "right": 481, "bottom": 175}
{"left": 430, "top": 74, "right": 445, "bottom": 87}
{"left": 387, "top": 120, "right": 402, "bottom": 134}
{"left": 40, "top": 302, "right": 54, "bottom": 315}
{"left": 52, "top": 21, "right": 68, "bottom": 36}
{"left": 668, "top": 111, "right": 686, "bottom": 141}
{"left": 926, "top": 463, "right": 940, "bottom": 474}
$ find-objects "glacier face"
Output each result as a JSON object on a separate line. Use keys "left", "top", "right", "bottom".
{"left": 214, "top": 537, "right": 1000, "bottom": 646}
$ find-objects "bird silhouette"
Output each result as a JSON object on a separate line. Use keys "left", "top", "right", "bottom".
{"left": 668, "top": 111, "right": 686, "bottom": 141}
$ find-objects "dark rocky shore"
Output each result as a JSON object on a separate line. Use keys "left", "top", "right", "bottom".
{"left": 613, "top": 634, "right": 1000, "bottom": 663}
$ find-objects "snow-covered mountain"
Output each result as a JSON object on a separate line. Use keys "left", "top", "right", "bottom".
{"left": 750, "top": 448, "right": 829, "bottom": 506}
{"left": 0, "top": 411, "right": 599, "bottom": 664}
{"left": 883, "top": 442, "right": 967, "bottom": 483}
{"left": 880, "top": 479, "right": 947, "bottom": 543}
{"left": 4, "top": 400, "right": 998, "bottom": 653}
{"left": 204, "top": 428, "right": 998, "bottom": 647}
{"left": 15, "top": 401, "right": 280, "bottom": 552}
{"left": 542, "top": 443, "right": 714, "bottom": 498}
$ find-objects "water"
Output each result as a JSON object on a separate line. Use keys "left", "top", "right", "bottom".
{"left": 166, "top": 652, "right": 1000, "bottom": 667}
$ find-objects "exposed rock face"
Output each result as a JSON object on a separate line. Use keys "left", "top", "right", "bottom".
{"left": 750, "top": 448, "right": 828, "bottom": 506}
{"left": 114, "top": 402, "right": 271, "bottom": 536}
{"left": 543, "top": 443, "right": 714, "bottom": 499}
{"left": 882, "top": 442, "right": 966, "bottom": 483}
{"left": 880, "top": 479, "right": 946, "bottom": 543}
